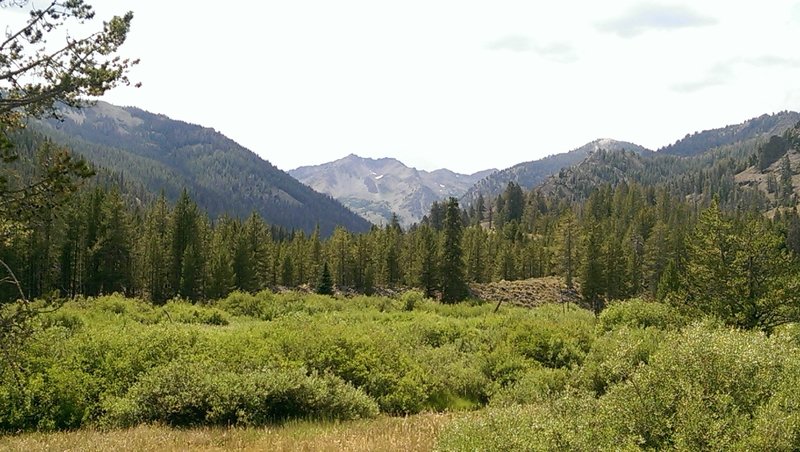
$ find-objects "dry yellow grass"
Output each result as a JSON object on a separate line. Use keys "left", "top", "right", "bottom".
{"left": 0, "top": 413, "right": 456, "bottom": 452}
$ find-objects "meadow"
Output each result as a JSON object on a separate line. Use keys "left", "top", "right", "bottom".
{"left": 3, "top": 291, "right": 800, "bottom": 450}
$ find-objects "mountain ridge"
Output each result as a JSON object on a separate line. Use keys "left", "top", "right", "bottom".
{"left": 461, "top": 138, "right": 652, "bottom": 203}
{"left": 290, "top": 154, "right": 496, "bottom": 226}
{"left": 32, "top": 101, "right": 371, "bottom": 236}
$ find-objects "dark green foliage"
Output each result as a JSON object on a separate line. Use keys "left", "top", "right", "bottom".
{"left": 681, "top": 202, "right": 800, "bottom": 331}
{"left": 440, "top": 198, "right": 468, "bottom": 303}
{"left": 758, "top": 135, "right": 790, "bottom": 170}
{"left": 316, "top": 262, "right": 334, "bottom": 295}
{"left": 779, "top": 153, "right": 795, "bottom": 206}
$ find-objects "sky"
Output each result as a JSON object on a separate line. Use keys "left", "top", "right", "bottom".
{"left": 6, "top": 1, "right": 800, "bottom": 174}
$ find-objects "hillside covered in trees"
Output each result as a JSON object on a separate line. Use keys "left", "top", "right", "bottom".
{"left": 31, "top": 102, "right": 371, "bottom": 236}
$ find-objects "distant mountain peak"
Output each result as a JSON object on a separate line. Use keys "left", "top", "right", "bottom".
{"left": 290, "top": 156, "right": 495, "bottom": 226}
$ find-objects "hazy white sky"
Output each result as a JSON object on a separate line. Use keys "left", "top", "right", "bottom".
{"left": 8, "top": 1, "right": 800, "bottom": 174}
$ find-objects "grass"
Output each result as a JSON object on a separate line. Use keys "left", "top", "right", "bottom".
{"left": 0, "top": 413, "right": 456, "bottom": 452}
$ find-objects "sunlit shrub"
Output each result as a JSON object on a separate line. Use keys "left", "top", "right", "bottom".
{"left": 598, "top": 298, "right": 688, "bottom": 332}
{"left": 490, "top": 366, "right": 570, "bottom": 406}
{"left": 574, "top": 326, "right": 665, "bottom": 395}
{"left": 102, "top": 361, "right": 378, "bottom": 427}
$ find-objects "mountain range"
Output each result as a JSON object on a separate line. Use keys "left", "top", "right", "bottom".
{"left": 290, "top": 154, "right": 495, "bottom": 226}
{"left": 291, "top": 112, "right": 799, "bottom": 223}
{"left": 24, "top": 101, "right": 800, "bottom": 234}
{"left": 31, "top": 102, "right": 371, "bottom": 236}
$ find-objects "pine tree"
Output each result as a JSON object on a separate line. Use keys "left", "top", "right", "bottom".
{"left": 553, "top": 210, "right": 578, "bottom": 288}
{"left": 779, "top": 154, "right": 794, "bottom": 207}
{"left": 415, "top": 224, "right": 438, "bottom": 298}
{"left": 463, "top": 226, "right": 487, "bottom": 283}
{"left": 140, "top": 192, "right": 170, "bottom": 303}
{"left": 581, "top": 218, "right": 605, "bottom": 315}
{"left": 503, "top": 181, "right": 525, "bottom": 224}
{"left": 440, "top": 197, "right": 468, "bottom": 303}
{"left": 682, "top": 199, "right": 736, "bottom": 318}
{"left": 169, "top": 189, "right": 199, "bottom": 295}
{"left": 94, "top": 189, "right": 133, "bottom": 295}
{"left": 317, "top": 261, "right": 334, "bottom": 295}
{"left": 206, "top": 218, "right": 235, "bottom": 300}
{"left": 328, "top": 226, "right": 351, "bottom": 287}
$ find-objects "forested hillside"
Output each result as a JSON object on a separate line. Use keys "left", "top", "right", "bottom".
{"left": 659, "top": 111, "right": 800, "bottom": 157}
{"left": 535, "top": 121, "right": 800, "bottom": 213}
{"left": 32, "top": 102, "right": 371, "bottom": 235}
{"left": 462, "top": 138, "right": 651, "bottom": 203}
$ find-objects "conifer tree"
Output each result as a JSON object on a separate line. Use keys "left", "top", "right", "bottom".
{"left": 415, "top": 224, "right": 438, "bottom": 298}
{"left": 553, "top": 210, "right": 578, "bottom": 288}
{"left": 139, "top": 192, "right": 170, "bottom": 303}
{"left": 317, "top": 261, "right": 334, "bottom": 295}
{"left": 94, "top": 189, "right": 133, "bottom": 294}
{"left": 206, "top": 217, "right": 235, "bottom": 300}
{"left": 440, "top": 197, "right": 468, "bottom": 303}
{"left": 581, "top": 218, "right": 605, "bottom": 315}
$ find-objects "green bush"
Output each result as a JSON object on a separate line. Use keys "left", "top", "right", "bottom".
{"left": 490, "top": 367, "right": 569, "bottom": 406}
{"left": 400, "top": 290, "right": 424, "bottom": 311}
{"left": 437, "top": 391, "right": 627, "bottom": 451}
{"left": 438, "top": 323, "right": 800, "bottom": 450}
{"left": 510, "top": 321, "right": 589, "bottom": 369}
{"left": 743, "top": 355, "right": 800, "bottom": 450}
{"left": 599, "top": 323, "right": 794, "bottom": 449}
{"left": 40, "top": 310, "right": 84, "bottom": 333}
{"left": 597, "top": 298, "right": 688, "bottom": 332}
{"left": 102, "top": 361, "right": 378, "bottom": 427}
{"left": 574, "top": 326, "right": 665, "bottom": 395}
{"left": 162, "top": 300, "right": 229, "bottom": 326}
{"left": 217, "top": 290, "right": 273, "bottom": 319}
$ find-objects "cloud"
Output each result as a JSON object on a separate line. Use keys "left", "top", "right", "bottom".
{"left": 487, "top": 35, "right": 578, "bottom": 63}
{"left": 793, "top": 3, "right": 800, "bottom": 23}
{"left": 487, "top": 35, "right": 534, "bottom": 52}
{"left": 743, "top": 56, "right": 800, "bottom": 68}
{"left": 597, "top": 3, "right": 717, "bottom": 38}
{"left": 671, "top": 56, "right": 800, "bottom": 93}
{"left": 671, "top": 62, "right": 730, "bottom": 93}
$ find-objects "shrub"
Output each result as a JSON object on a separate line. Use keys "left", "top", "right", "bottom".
{"left": 400, "top": 290, "right": 424, "bottom": 311}
{"left": 438, "top": 323, "right": 800, "bottom": 450}
{"left": 574, "top": 326, "right": 665, "bottom": 395}
{"left": 162, "top": 300, "right": 229, "bottom": 326}
{"left": 599, "top": 323, "right": 795, "bottom": 449}
{"left": 102, "top": 361, "right": 378, "bottom": 427}
{"left": 436, "top": 391, "right": 624, "bottom": 451}
{"left": 40, "top": 310, "right": 84, "bottom": 333}
{"left": 490, "top": 367, "right": 570, "bottom": 406}
{"left": 217, "top": 290, "right": 272, "bottom": 319}
{"left": 597, "top": 298, "right": 688, "bottom": 332}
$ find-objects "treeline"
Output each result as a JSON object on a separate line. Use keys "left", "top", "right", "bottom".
{"left": 4, "top": 160, "right": 800, "bottom": 326}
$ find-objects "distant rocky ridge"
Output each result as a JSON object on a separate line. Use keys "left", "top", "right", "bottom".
{"left": 290, "top": 154, "right": 495, "bottom": 226}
